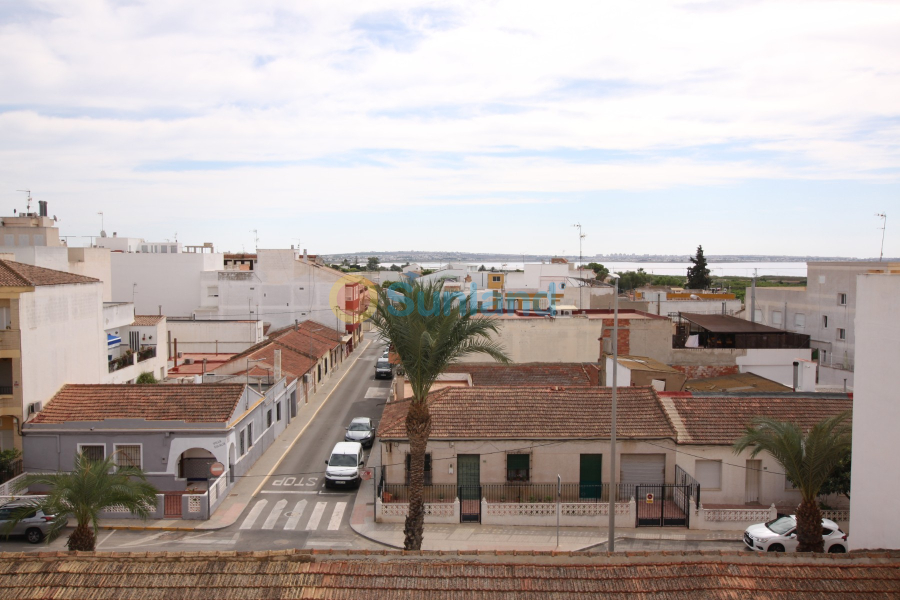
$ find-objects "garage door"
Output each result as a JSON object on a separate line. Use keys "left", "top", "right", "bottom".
{"left": 620, "top": 454, "right": 665, "bottom": 486}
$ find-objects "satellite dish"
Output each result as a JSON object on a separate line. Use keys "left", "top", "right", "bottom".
{"left": 53, "top": 215, "right": 58, "bottom": 222}
{"left": 100, "top": 230, "right": 107, "bottom": 238}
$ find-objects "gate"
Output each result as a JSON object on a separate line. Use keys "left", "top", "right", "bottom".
{"left": 457, "top": 454, "right": 481, "bottom": 523}
{"left": 635, "top": 484, "right": 691, "bottom": 527}
{"left": 163, "top": 493, "right": 182, "bottom": 518}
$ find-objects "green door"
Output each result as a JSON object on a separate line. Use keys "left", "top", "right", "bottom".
{"left": 457, "top": 455, "right": 480, "bottom": 499}
{"left": 580, "top": 454, "right": 602, "bottom": 499}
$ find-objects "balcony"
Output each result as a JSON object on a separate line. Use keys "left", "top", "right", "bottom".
{"left": 108, "top": 346, "right": 158, "bottom": 373}
{"left": 0, "top": 329, "right": 21, "bottom": 352}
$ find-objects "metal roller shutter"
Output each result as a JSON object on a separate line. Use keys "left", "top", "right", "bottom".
{"left": 620, "top": 454, "right": 665, "bottom": 485}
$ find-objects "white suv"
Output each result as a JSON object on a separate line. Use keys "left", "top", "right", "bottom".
{"left": 744, "top": 515, "right": 848, "bottom": 553}
{"left": 324, "top": 442, "right": 364, "bottom": 489}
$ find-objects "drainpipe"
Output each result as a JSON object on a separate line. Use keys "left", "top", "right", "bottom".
{"left": 750, "top": 269, "right": 757, "bottom": 323}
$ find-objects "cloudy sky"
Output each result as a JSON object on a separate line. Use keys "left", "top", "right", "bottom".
{"left": 0, "top": 0, "right": 897, "bottom": 257}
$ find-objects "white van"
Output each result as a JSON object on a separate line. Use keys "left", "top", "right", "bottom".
{"left": 324, "top": 441, "right": 365, "bottom": 488}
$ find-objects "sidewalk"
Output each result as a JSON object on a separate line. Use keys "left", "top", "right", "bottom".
{"left": 349, "top": 445, "right": 744, "bottom": 552}
{"left": 97, "top": 337, "right": 373, "bottom": 532}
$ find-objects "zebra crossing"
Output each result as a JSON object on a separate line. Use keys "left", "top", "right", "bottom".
{"left": 239, "top": 498, "right": 349, "bottom": 532}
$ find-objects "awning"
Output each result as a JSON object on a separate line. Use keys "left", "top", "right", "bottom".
{"left": 341, "top": 334, "right": 352, "bottom": 343}
{"left": 107, "top": 333, "right": 121, "bottom": 348}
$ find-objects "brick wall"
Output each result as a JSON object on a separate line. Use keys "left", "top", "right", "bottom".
{"left": 671, "top": 364, "right": 739, "bottom": 379}
{"left": 600, "top": 322, "right": 631, "bottom": 356}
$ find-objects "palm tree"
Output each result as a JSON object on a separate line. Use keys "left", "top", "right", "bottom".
{"left": 372, "top": 279, "right": 509, "bottom": 550}
{"left": 4, "top": 451, "right": 159, "bottom": 551}
{"left": 733, "top": 411, "right": 851, "bottom": 552}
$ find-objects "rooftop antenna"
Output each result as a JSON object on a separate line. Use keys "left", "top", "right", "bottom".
{"left": 251, "top": 229, "right": 258, "bottom": 252}
{"left": 97, "top": 212, "right": 106, "bottom": 238}
{"left": 877, "top": 213, "right": 887, "bottom": 262}
{"left": 16, "top": 190, "right": 31, "bottom": 213}
{"left": 573, "top": 223, "right": 586, "bottom": 308}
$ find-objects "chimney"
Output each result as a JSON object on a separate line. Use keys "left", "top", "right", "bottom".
{"left": 274, "top": 349, "right": 282, "bottom": 381}
{"left": 113, "top": 232, "right": 117, "bottom": 237}
{"left": 38, "top": 200, "right": 47, "bottom": 217}
{"left": 792, "top": 361, "right": 799, "bottom": 392}
{"left": 303, "top": 248, "right": 308, "bottom": 263}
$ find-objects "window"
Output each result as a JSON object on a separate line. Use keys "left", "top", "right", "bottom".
{"left": 78, "top": 444, "right": 105, "bottom": 463}
{"left": 239, "top": 430, "right": 246, "bottom": 456}
{"left": 276, "top": 401, "right": 282, "bottom": 421}
{"left": 491, "top": 275, "right": 501, "bottom": 283}
{"left": 838, "top": 328, "right": 846, "bottom": 340}
{"left": 821, "top": 349, "right": 828, "bottom": 363}
{"left": 207, "top": 286, "right": 219, "bottom": 297}
{"left": 771, "top": 310, "right": 783, "bottom": 326}
{"left": 247, "top": 423, "right": 253, "bottom": 447}
{"left": 695, "top": 460, "right": 722, "bottom": 490}
{"left": 838, "top": 293, "right": 847, "bottom": 305}
{"left": 823, "top": 315, "right": 828, "bottom": 328}
{"left": 794, "top": 313, "right": 806, "bottom": 328}
{"left": 506, "top": 454, "right": 530, "bottom": 482}
{"left": 266, "top": 409, "right": 272, "bottom": 428}
{"left": 170, "top": 245, "right": 177, "bottom": 253}
{"left": 405, "top": 453, "right": 432, "bottom": 485}
{"left": 160, "top": 245, "right": 168, "bottom": 253}
{"left": 754, "top": 309, "right": 762, "bottom": 321}
{"left": 141, "top": 245, "right": 148, "bottom": 253}
{"left": 114, "top": 444, "right": 141, "bottom": 470}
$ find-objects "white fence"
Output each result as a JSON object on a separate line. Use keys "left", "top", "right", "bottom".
{"left": 376, "top": 497, "right": 459, "bottom": 524}
{"left": 689, "top": 500, "right": 851, "bottom": 531}
{"left": 0, "top": 473, "right": 27, "bottom": 497}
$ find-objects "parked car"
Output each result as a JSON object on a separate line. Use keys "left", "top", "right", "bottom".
{"left": 743, "top": 515, "right": 848, "bottom": 553}
{"left": 0, "top": 501, "right": 67, "bottom": 544}
{"left": 375, "top": 357, "right": 393, "bottom": 379}
{"left": 344, "top": 417, "right": 376, "bottom": 448}
{"left": 324, "top": 442, "right": 365, "bottom": 489}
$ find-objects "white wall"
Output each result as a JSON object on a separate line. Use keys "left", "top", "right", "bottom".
{"left": 167, "top": 319, "right": 264, "bottom": 353}
{"left": 736, "top": 348, "right": 813, "bottom": 387}
{"left": 456, "top": 317, "right": 604, "bottom": 363}
{"left": 18, "top": 283, "right": 105, "bottom": 412}
{"left": 849, "top": 272, "right": 900, "bottom": 550}
{"left": 0, "top": 246, "right": 113, "bottom": 302}
{"left": 111, "top": 252, "right": 224, "bottom": 317}
{"left": 604, "top": 356, "right": 633, "bottom": 386}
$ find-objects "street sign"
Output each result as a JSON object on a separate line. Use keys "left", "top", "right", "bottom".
{"left": 646, "top": 493, "right": 654, "bottom": 504}
{"left": 361, "top": 469, "right": 373, "bottom": 481}
{"left": 209, "top": 462, "right": 225, "bottom": 478}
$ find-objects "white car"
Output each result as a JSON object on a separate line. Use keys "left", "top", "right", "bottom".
{"left": 744, "top": 515, "right": 848, "bottom": 553}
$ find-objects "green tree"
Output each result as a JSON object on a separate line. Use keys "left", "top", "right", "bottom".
{"left": 0, "top": 447, "right": 22, "bottom": 478}
{"left": 733, "top": 412, "right": 851, "bottom": 552}
{"left": 4, "top": 451, "right": 159, "bottom": 551}
{"left": 136, "top": 372, "right": 157, "bottom": 384}
{"left": 651, "top": 275, "right": 686, "bottom": 287}
{"left": 390, "top": 264, "right": 403, "bottom": 272}
{"left": 371, "top": 280, "right": 509, "bottom": 550}
{"left": 686, "top": 245, "right": 712, "bottom": 290}
{"left": 614, "top": 269, "right": 653, "bottom": 291}
{"left": 585, "top": 262, "right": 609, "bottom": 280}
{"left": 818, "top": 455, "right": 851, "bottom": 501}
{"left": 366, "top": 257, "right": 381, "bottom": 271}
{"left": 478, "top": 265, "right": 487, "bottom": 272}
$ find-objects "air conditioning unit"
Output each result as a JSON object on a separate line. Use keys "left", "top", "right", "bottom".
{"left": 183, "top": 358, "right": 194, "bottom": 365}
{"left": 27, "top": 402, "right": 42, "bottom": 415}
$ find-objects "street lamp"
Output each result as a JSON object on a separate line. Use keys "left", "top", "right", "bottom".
{"left": 607, "top": 273, "right": 620, "bottom": 551}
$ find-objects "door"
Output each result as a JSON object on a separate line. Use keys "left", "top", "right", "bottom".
{"left": 579, "top": 454, "right": 602, "bottom": 499}
{"left": 745, "top": 460, "right": 761, "bottom": 504}
{"left": 457, "top": 455, "right": 480, "bottom": 523}
{"left": 620, "top": 454, "right": 665, "bottom": 500}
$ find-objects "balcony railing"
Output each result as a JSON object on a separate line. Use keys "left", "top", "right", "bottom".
{"left": 0, "top": 329, "right": 21, "bottom": 352}
{"left": 0, "top": 385, "right": 12, "bottom": 395}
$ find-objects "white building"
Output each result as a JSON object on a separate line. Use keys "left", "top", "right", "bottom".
{"left": 849, "top": 270, "right": 900, "bottom": 550}
{"left": 748, "top": 261, "right": 900, "bottom": 389}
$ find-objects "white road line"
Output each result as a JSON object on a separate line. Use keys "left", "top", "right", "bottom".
{"left": 260, "top": 490, "right": 320, "bottom": 494}
{"left": 96, "top": 530, "right": 117, "bottom": 548}
{"left": 305, "top": 502, "right": 326, "bottom": 530}
{"left": 262, "top": 499, "right": 287, "bottom": 530}
{"left": 284, "top": 500, "right": 307, "bottom": 530}
{"left": 327, "top": 502, "right": 347, "bottom": 530}
{"left": 239, "top": 499, "right": 268, "bottom": 530}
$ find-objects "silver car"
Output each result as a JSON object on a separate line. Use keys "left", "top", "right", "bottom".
{"left": 0, "top": 501, "right": 67, "bottom": 544}
{"left": 344, "top": 417, "right": 376, "bottom": 448}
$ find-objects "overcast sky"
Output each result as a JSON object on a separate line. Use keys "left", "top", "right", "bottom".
{"left": 0, "top": 0, "right": 897, "bottom": 258}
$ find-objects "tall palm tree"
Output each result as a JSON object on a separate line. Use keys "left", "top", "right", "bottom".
{"left": 4, "top": 451, "right": 159, "bottom": 551}
{"left": 372, "top": 279, "right": 509, "bottom": 550}
{"left": 733, "top": 411, "right": 851, "bottom": 552}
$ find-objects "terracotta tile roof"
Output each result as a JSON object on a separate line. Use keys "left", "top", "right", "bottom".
{"left": 29, "top": 384, "right": 246, "bottom": 424}
{"left": 443, "top": 363, "right": 599, "bottom": 387}
{"left": 378, "top": 386, "right": 676, "bottom": 440}
{"left": 663, "top": 392, "right": 853, "bottom": 445}
{"left": 0, "top": 259, "right": 99, "bottom": 287}
{"left": 1, "top": 550, "right": 899, "bottom": 598}
{"left": 229, "top": 341, "right": 317, "bottom": 384}
{"left": 132, "top": 315, "right": 165, "bottom": 326}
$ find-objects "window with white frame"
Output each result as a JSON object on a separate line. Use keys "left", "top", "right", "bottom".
{"left": 772, "top": 310, "right": 783, "bottom": 326}
{"left": 114, "top": 444, "right": 141, "bottom": 469}
{"left": 838, "top": 293, "right": 847, "bottom": 305}
{"left": 78, "top": 444, "right": 105, "bottom": 463}
{"left": 754, "top": 309, "right": 762, "bottom": 321}
{"left": 837, "top": 328, "right": 846, "bottom": 340}
{"left": 695, "top": 460, "right": 722, "bottom": 490}
{"left": 794, "top": 313, "right": 806, "bottom": 328}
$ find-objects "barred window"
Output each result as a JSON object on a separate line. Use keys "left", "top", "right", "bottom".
{"left": 507, "top": 454, "right": 530, "bottom": 482}
{"left": 114, "top": 445, "right": 141, "bottom": 470}
{"left": 79, "top": 445, "right": 105, "bottom": 463}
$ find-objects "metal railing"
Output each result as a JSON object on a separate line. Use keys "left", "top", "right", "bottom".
{"left": 381, "top": 482, "right": 642, "bottom": 504}
{"left": 0, "top": 385, "right": 12, "bottom": 395}
{"left": 675, "top": 465, "right": 702, "bottom": 507}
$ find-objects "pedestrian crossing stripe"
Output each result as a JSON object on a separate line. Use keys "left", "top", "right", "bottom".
{"left": 239, "top": 499, "right": 348, "bottom": 531}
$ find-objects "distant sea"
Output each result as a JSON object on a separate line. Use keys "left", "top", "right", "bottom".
{"left": 403, "top": 261, "right": 809, "bottom": 277}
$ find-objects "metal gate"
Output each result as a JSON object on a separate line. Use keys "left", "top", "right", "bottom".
{"left": 635, "top": 484, "right": 691, "bottom": 527}
{"left": 457, "top": 455, "right": 481, "bottom": 523}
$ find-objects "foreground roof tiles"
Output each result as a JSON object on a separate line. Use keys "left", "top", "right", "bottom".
{"left": 443, "top": 363, "right": 598, "bottom": 387}
{"left": 30, "top": 384, "right": 246, "bottom": 424}
{"left": 0, "top": 259, "right": 99, "bottom": 287}
{"left": 378, "top": 386, "right": 676, "bottom": 440}
{"left": 0, "top": 550, "right": 898, "bottom": 599}
{"left": 664, "top": 392, "right": 853, "bottom": 444}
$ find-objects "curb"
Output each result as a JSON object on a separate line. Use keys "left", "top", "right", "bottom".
{"left": 349, "top": 522, "right": 404, "bottom": 550}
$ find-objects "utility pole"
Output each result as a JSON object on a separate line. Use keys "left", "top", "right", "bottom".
{"left": 877, "top": 213, "right": 887, "bottom": 262}
{"left": 573, "top": 223, "right": 585, "bottom": 309}
{"left": 750, "top": 269, "right": 757, "bottom": 323}
{"left": 250, "top": 229, "right": 258, "bottom": 252}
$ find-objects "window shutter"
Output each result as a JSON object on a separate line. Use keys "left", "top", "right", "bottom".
{"left": 695, "top": 460, "right": 721, "bottom": 489}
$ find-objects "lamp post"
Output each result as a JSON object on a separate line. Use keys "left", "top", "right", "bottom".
{"left": 607, "top": 273, "right": 620, "bottom": 551}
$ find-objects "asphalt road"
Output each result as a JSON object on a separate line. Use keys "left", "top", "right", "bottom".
{"left": 1, "top": 334, "right": 391, "bottom": 554}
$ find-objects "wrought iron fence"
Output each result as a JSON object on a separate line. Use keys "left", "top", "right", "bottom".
{"left": 381, "top": 483, "right": 457, "bottom": 504}
{"left": 0, "top": 458, "right": 23, "bottom": 485}
{"left": 675, "top": 465, "right": 702, "bottom": 507}
{"left": 381, "top": 482, "right": 642, "bottom": 504}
